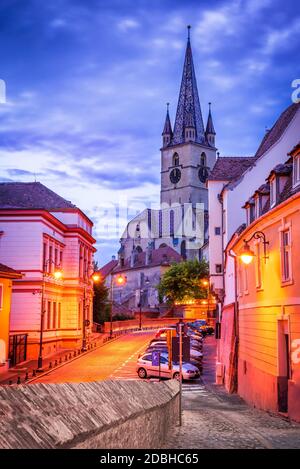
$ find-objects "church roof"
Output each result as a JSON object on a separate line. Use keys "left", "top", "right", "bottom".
{"left": 114, "top": 246, "right": 182, "bottom": 273}
{"left": 98, "top": 259, "right": 118, "bottom": 279}
{"left": 0, "top": 182, "right": 77, "bottom": 210}
{"left": 205, "top": 103, "right": 216, "bottom": 135}
{"left": 171, "top": 30, "right": 205, "bottom": 146}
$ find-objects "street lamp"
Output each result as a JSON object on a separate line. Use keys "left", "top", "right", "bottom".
{"left": 37, "top": 259, "right": 63, "bottom": 371}
{"left": 202, "top": 278, "right": 210, "bottom": 321}
{"left": 82, "top": 265, "right": 101, "bottom": 352}
{"left": 240, "top": 231, "right": 269, "bottom": 265}
{"left": 110, "top": 274, "right": 127, "bottom": 339}
{"left": 138, "top": 277, "right": 150, "bottom": 330}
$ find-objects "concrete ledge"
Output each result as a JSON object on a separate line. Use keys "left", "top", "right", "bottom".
{"left": 0, "top": 380, "right": 180, "bottom": 449}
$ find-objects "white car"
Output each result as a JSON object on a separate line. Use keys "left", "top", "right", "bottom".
{"left": 136, "top": 352, "right": 200, "bottom": 380}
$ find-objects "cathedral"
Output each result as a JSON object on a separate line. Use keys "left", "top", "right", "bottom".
{"left": 118, "top": 27, "right": 217, "bottom": 265}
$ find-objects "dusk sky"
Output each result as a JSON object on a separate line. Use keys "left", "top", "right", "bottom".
{"left": 0, "top": 0, "right": 299, "bottom": 265}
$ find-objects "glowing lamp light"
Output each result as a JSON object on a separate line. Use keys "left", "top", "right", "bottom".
{"left": 53, "top": 269, "right": 63, "bottom": 280}
{"left": 92, "top": 273, "right": 101, "bottom": 283}
{"left": 116, "top": 274, "right": 126, "bottom": 285}
{"left": 240, "top": 242, "right": 255, "bottom": 265}
{"left": 202, "top": 279, "right": 209, "bottom": 287}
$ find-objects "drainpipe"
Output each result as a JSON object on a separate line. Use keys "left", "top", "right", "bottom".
{"left": 215, "top": 192, "right": 225, "bottom": 384}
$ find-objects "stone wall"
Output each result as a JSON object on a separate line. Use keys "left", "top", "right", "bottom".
{"left": 0, "top": 380, "right": 179, "bottom": 449}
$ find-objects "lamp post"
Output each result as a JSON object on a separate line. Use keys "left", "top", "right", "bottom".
{"left": 138, "top": 277, "right": 150, "bottom": 330}
{"left": 240, "top": 230, "right": 269, "bottom": 265}
{"left": 82, "top": 266, "right": 100, "bottom": 352}
{"left": 37, "top": 260, "right": 63, "bottom": 371}
{"left": 110, "top": 274, "right": 127, "bottom": 339}
{"left": 201, "top": 278, "right": 210, "bottom": 321}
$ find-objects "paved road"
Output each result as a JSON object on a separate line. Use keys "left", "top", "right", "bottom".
{"left": 32, "top": 331, "right": 154, "bottom": 384}
{"left": 163, "top": 336, "right": 300, "bottom": 449}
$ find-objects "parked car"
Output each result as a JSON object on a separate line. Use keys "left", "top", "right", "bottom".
{"left": 136, "top": 352, "right": 200, "bottom": 380}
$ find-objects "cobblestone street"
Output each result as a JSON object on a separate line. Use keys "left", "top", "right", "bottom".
{"left": 163, "top": 338, "right": 300, "bottom": 449}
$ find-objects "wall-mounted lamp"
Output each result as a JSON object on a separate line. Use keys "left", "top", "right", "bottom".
{"left": 240, "top": 231, "right": 269, "bottom": 265}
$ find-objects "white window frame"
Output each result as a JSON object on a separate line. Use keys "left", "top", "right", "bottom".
{"left": 279, "top": 223, "right": 293, "bottom": 285}
{"left": 293, "top": 155, "right": 300, "bottom": 187}
{"left": 270, "top": 176, "right": 276, "bottom": 208}
{"left": 243, "top": 264, "right": 249, "bottom": 295}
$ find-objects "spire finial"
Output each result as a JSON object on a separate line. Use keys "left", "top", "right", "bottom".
{"left": 166, "top": 102, "right": 170, "bottom": 111}
{"left": 208, "top": 102, "right": 211, "bottom": 111}
{"left": 187, "top": 25, "right": 191, "bottom": 39}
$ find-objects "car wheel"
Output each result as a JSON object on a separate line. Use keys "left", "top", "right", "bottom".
{"left": 138, "top": 368, "right": 147, "bottom": 379}
{"left": 173, "top": 372, "right": 180, "bottom": 380}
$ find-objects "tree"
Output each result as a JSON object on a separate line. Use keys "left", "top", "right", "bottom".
{"left": 93, "top": 278, "right": 110, "bottom": 324}
{"left": 157, "top": 259, "right": 209, "bottom": 304}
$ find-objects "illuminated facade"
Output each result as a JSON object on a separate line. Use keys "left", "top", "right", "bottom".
{"left": 0, "top": 182, "right": 96, "bottom": 364}
{"left": 208, "top": 102, "right": 300, "bottom": 421}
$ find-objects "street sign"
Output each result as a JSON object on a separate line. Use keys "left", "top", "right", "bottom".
{"left": 172, "top": 336, "right": 190, "bottom": 362}
{"left": 152, "top": 351, "right": 160, "bottom": 366}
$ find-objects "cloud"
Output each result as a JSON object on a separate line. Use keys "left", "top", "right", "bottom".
{"left": 117, "top": 18, "right": 140, "bottom": 32}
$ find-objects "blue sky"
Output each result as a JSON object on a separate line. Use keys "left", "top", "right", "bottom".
{"left": 0, "top": 0, "right": 299, "bottom": 264}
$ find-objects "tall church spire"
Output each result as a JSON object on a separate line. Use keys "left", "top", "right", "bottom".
{"left": 172, "top": 26, "right": 205, "bottom": 145}
{"left": 205, "top": 102, "right": 216, "bottom": 147}
{"left": 162, "top": 102, "right": 173, "bottom": 147}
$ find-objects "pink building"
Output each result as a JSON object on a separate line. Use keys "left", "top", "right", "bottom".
{"left": 0, "top": 182, "right": 97, "bottom": 365}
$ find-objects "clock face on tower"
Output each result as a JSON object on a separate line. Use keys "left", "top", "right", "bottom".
{"left": 170, "top": 168, "right": 181, "bottom": 184}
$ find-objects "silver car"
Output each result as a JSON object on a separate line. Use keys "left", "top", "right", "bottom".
{"left": 136, "top": 352, "right": 200, "bottom": 380}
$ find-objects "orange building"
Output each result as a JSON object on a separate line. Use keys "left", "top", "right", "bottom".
{"left": 226, "top": 142, "right": 300, "bottom": 422}
{"left": 0, "top": 263, "right": 22, "bottom": 374}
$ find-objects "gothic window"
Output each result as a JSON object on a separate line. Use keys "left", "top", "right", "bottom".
{"left": 170, "top": 210, "right": 174, "bottom": 237}
{"left": 159, "top": 210, "right": 162, "bottom": 238}
{"left": 180, "top": 240, "right": 186, "bottom": 260}
{"left": 173, "top": 153, "right": 179, "bottom": 167}
{"left": 200, "top": 152, "right": 206, "bottom": 166}
{"left": 136, "top": 246, "right": 143, "bottom": 253}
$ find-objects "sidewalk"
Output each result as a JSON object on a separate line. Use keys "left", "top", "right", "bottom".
{"left": 163, "top": 336, "right": 300, "bottom": 449}
{"left": 0, "top": 332, "right": 110, "bottom": 386}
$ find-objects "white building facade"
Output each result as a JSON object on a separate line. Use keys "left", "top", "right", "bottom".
{"left": 0, "top": 182, "right": 97, "bottom": 364}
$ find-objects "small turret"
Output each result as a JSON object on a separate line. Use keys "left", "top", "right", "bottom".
{"left": 205, "top": 102, "right": 216, "bottom": 147}
{"left": 162, "top": 103, "right": 173, "bottom": 147}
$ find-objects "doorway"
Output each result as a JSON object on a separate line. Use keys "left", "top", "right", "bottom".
{"left": 277, "top": 320, "right": 290, "bottom": 413}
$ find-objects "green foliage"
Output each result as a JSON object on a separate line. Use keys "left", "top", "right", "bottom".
{"left": 157, "top": 259, "right": 209, "bottom": 304}
{"left": 93, "top": 279, "right": 110, "bottom": 324}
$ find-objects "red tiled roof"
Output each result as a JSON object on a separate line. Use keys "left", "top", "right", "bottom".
{"left": 99, "top": 259, "right": 118, "bottom": 278}
{"left": 208, "top": 156, "right": 255, "bottom": 182}
{"left": 0, "top": 182, "right": 76, "bottom": 210}
{"left": 255, "top": 103, "right": 299, "bottom": 160}
{"left": 114, "top": 246, "right": 182, "bottom": 273}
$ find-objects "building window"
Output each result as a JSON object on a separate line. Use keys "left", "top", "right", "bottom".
{"left": 159, "top": 210, "right": 162, "bottom": 238}
{"left": 255, "top": 242, "right": 263, "bottom": 289}
{"left": 293, "top": 155, "right": 300, "bottom": 186}
{"left": 214, "top": 227, "right": 221, "bottom": 235}
{"left": 200, "top": 152, "right": 206, "bottom": 166}
{"left": 215, "top": 264, "right": 222, "bottom": 274}
{"left": 52, "top": 302, "right": 57, "bottom": 329}
{"left": 58, "top": 303, "right": 61, "bottom": 329}
{"left": 270, "top": 177, "right": 276, "bottom": 207}
{"left": 249, "top": 204, "right": 255, "bottom": 224}
{"left": 170, "top": 210, "right": 174, "bottom": 237}
{"left": 49, "top": 246, "right": 53, "bottom": 273}
{"left": 47, "top": 301, "right": 51, "bottom": 330}
{"left": 43, "top": 242, "right": 47, "bottom": 271}
{"left": 173, "top": 153, "right": 179, "bottom": 167}
{"left": 281, "top": 229, "right": 292, "bottom": 282}
{"left": 78, "top": 303, "right": 81, "bottom": 329}
{"left": 255, "top": 197, "right": 261, "bottom": 219}
{"left": 0, "top": 284, "right": 3, "bottom": 309}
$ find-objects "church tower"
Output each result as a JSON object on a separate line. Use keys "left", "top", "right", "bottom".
{"left": 160, "top": 26, "right": 217, "bottom": 209}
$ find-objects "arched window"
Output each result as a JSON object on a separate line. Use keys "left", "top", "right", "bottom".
{"left": 180, "top": 240, "right": 187, "bottom": 260}
{"left": 136, "top": 246, "right": 143, "bottom": 253}
{"left": 200, "top": 152, "right": 206, "bottom": 167}
{"left": 159, "top": 210, "right": 162, "bottom": 238}
{"left": 170, "top": 210, "right": 174, "bottom": 237}
{"left": 173, "top": 152, "right": 179, "bottom": 167}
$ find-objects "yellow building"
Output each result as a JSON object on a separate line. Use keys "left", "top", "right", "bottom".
{"left": 228, "top": 142, "right": 300, "bottom": 422}
{"left": 0, "top": 263, "right": 22, "bottom": 373}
